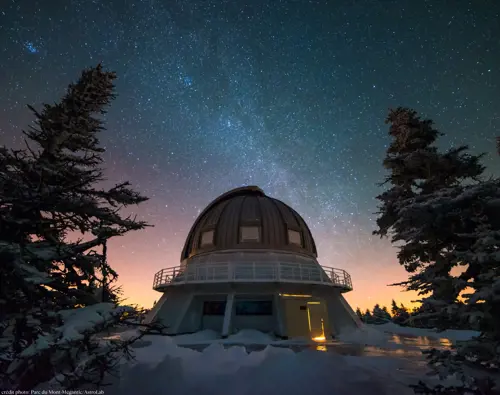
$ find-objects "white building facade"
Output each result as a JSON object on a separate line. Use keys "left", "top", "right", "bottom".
{"left": 145, "top": 186, "right": 361, "bottom": 340}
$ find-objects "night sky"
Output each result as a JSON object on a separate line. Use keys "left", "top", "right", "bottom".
{"left": 1, "top": 0, "right": 499, "bottom": 310}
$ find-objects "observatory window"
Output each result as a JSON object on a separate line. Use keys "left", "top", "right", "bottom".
{"left": 200, "top": 230, "right": 214, "bottom": 247}
{"left": 240, "top": 226, "right": 260, "bottom": 243}
{"left": 288, "top": 229, "right": 302, "bottom": 246}
{"left": 203, "top": 301, "right": 226, "bottom": 315}
{"left": 235, "top": 301, "right": 273, "bottom": 316}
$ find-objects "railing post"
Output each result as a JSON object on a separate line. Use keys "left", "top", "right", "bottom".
{"left": 252, "top": 262, "right": 255, "bottom": 280}
{"left": 277, "top": 262, "right": 280, "bottom": 281}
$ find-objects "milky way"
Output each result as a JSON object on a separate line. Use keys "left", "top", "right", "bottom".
{"left": 1, "top": 0, "right": 499, "bottom": 309}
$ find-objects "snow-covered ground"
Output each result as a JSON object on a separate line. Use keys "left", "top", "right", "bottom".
{"left": 368, "top": 322, "right": 480, "bottom": 344}
{"left": 97, "top": 324, "right": 479, "bottom": 395}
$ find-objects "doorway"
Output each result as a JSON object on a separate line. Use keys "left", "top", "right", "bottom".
{"left": 282, "top": 297, "right": 329, "bottom": 340}
{"left": 283, "top": 298, "right": 310, "bottom": 338}
{"left": 306, "top": 301, "right": 328, "bottom": 341}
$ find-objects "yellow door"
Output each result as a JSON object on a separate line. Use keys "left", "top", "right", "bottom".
{"left": 284, "top": 299, "right": 310, "bottom": 338}
{"left": 307, "top": 301, "right": 328, "bottom": 341}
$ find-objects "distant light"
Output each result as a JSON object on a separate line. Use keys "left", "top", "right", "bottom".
{"left": 279, "top": 293, "right": 312, "bottom": 298}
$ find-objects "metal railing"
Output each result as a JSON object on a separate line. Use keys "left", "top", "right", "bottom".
{"left": 152, "top": 262, "right": 353, "bottom": 292}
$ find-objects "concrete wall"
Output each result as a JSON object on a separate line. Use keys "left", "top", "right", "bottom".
{"left": 201, "top": 315, "right": 225, "bottom": 332}
{"left": 180, "top": 294, "right": 226, "bottom": 333}
{"left": 143, "top": 293, "right": 168, "bottom": 324}
{"left": 149, "top": 283, "right": 360, "bottom": 337}
{"left": 323, "top": 291, "right": 361, "bottom": 335}
{"left": 232, "top": 315, "right": 275, "bottom": 333}
{"left": 154, "top": 289, "right": 194, "bottom": 333}
{"left": 178, "top": 296, "right": 203, "bottom": 333}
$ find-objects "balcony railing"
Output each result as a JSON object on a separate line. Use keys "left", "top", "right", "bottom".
{"left": 152, "top": 262, "right": 353, "bottom": 292}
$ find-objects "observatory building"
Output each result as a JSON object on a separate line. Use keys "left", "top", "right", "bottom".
{"left": 146, "top": 186, "right": 361, "bottom": 340}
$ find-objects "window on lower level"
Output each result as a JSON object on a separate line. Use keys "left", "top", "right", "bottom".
{"left": 288, "top": 229, "right": 302, "bottom": 246}
{"left": 240, "top": 226, "right": 260, "bottom": 242}
{"left": 235, "top": 301, "right": 273, "bottom": 315}
{"left": 200, "top": 230, "right": 214, "bottom": 247}
{"left": 203, "top": 301, "right": 226, "bottom": 315}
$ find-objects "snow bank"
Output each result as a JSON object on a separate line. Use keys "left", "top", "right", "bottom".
{"left": 370, "top": 322, "right": 480, "bottom": 343}
{"left": 174, "top": 329, "right": 220, "bottom": 345}
{"left": 106, "top": 339, "right": 423, "bottom": 395}
{"left": 36, "top": 327, "right": 465, "bottom": 395}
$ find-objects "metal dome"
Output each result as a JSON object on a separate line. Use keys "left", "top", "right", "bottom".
{"left": 180, "top": 186, "right": 318, "bottom": 260}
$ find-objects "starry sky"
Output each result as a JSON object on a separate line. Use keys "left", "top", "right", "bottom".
{"left": 1, "top": 0, "right": 499, "bottom": 311}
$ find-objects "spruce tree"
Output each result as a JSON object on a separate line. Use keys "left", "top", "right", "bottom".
{"left": 374, "top": 107, "right": 499, "bottom": 393}
{"left": 372, "top": 304, "right": 390, "bottom": 324}
{"left": 390, "top": 301, "right": 410, "bottom": 326}
{"left": 363, "top": 309, "right": 373, "bottom": 324}
{"left": 374, "top": 107, "right": 484, "bottom": 327}
{"left": 0, "top": 64, "right": 158, "bottom": 390}
{"left": 391, "top": 299, "right": 399, "bottom": 317}
{"left": 381, "top": 306, "right": 391, "bottom": 321}
{"left": 410, "top": 174, "right": 500, "bottom": 392}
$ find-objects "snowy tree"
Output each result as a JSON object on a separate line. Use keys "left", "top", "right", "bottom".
{"left": 374, "top": 107, "right": 484, "bottom": 326}
{"left": 0, "top": 64, "right": 163, "bottom": 390}
{"left": 381, "top": 306, "right": 391, "bottom": 318}
{"left": 372, "top": 304, "right": 391, "bottom": 324}
{"left": 411, "top": 179, "right": 500, "bottom": 386}
{"left": 390, "top": 300, "right": 410, "bottom": 326}
{"left": 374, "top": 107, "right": 499, "bottom": 393}
{"left": 363, "top": 309, "right": 373, "bottom": 324}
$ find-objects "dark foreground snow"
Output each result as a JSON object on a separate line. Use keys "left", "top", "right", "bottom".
{"left": 89, "top": 324, "right": 477, "bottom": 395}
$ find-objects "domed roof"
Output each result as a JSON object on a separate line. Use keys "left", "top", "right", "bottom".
{"left": 181, "top": 186, "right": 318, "bottom": 261}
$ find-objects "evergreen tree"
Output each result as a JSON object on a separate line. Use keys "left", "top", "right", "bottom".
{"left": 372, "top": 304, "right": 390, "bottom": 324}
{"left": 391, "top": 299, "right": 399, "bottom": 317}
{"left": 355, "top": 307, "right": 364, "bottom": 322}
{"left": 390, "top": 300, "right": 407, "bottom": 325}
{"left": 393, "top": 303, "right": 410, "bottom": 326}
{"left": 0, "top": 64, "right": 162, "bottom": 390}
{"left": 363, "top": 309, "right": 373, "bottom": 324}
{"left": 374, "top": 107, "right": 499, "bottom": 393}
{"left": 381, "top": 306, "right": 392, "bottom": 321}
{"left": 374, "top": 107, "right": 484, "bottom": 327}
